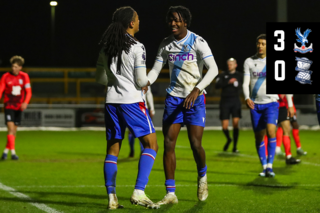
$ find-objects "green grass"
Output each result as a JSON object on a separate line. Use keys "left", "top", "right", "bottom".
{"left": 0, "top": 130, "right": 320, "bottom": 213}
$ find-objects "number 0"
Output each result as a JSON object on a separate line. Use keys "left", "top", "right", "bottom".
{"left": 274, "top": 30, "right": 285, "bottom": 51}
{"left": 275, "top": 60, "right": 285, "bottom": 81}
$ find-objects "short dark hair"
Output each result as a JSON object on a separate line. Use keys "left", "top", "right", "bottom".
{"left": 166, "top": 6, "right": 192, "bottom": 27}
{"left": 256, "top": 34, "right": 266, "bottom": 42}
{"left": 10, "top": 56, "right": 25, "bottom": 66}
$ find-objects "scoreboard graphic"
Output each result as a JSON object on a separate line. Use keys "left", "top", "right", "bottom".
{"left": 266, "top": 23, "right": 320, "bottom": 94}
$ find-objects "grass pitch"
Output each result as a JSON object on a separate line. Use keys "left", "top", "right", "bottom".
{"left": 0, "top": 130, "right": 320, "bottom": 213}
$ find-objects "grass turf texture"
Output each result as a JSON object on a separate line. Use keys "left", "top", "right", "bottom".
{"left": 0, "top": 130, "right": 320, "bottom": 213}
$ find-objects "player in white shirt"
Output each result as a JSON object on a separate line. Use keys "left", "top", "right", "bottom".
{"left": 147, "top": 6, "right": 219, "bottom": 204}
{"left": 243, "top": 34, "right": 293, "bottom": 177}
{"left": 96, "top": 6, "right": 159, "bottom": 209}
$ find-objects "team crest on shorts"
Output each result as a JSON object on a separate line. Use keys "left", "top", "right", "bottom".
{"left": 294, "top": 28, "right": 313, "bottom": 53}
{"left": 295, "top": 57, "right": 313, "bottom": 85}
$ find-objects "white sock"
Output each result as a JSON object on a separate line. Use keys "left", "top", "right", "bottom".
{"left": 134, "top": 189, "right": 144, "bottom": 195}
{"left": 275, "top": 147, "right": 281, "bottom": 153}
{"left": 267, "top": 163, "right": 273, "bottom": 169}
{"left": 11, "top": 150, "right": 16, "bottom": 155}
{"left": 168, "top": 192, "right": 175, "bottom": 195}
{"left": 263, "top": 164, "right": 267, "bottom": 170}
{"left": 3, "top": 148, "right": 9, "bottom": 154}
{"left": 287, "top": 155, "right": 292, "bottom": 159}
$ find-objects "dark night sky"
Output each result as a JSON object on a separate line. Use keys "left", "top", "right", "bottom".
{"left": 0, "top": 0, "right": 320, "bottom": 71}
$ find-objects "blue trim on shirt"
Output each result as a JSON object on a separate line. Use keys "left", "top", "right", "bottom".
{"left": 134, "top": 66, "right": 146, "bottom": 68}
{"left": 176, "top": 31, "right": 190, "bottom": 44}
{"left": 167, "top": 32, "right": 197, "bottom": 94}
{"left": 251, "top": 65, "right": 266, "bottom": 101}
{"left": 156, "top": 59, "right": 163, "bottom": 63}
{"left": 202, "top": 55, "right": 213, "bottom": 60}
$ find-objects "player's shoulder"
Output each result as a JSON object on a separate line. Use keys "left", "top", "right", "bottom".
{"left": 159, "top": 35, "right": 175, "bottom": 48}
{"left": 19, "top": 71, "right": 30, "bottom": 78}
{"left": 244, "top": 55, "right": 258, "bottom": 63}
{"left": 132, "top": 40, "right": 145, "bottom": 51}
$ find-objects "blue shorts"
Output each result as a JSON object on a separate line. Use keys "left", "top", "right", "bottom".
{"left": 163, "top": 93, "right": 206, "bottom": 127}
{"left": 316, "top": 100, "right": 320, "bottom": 125}
{"left": 105, "top": 102, "right": 155, "bottom": 140}
{"left": 250, "top": 102, "right": 279, "bottom": 132}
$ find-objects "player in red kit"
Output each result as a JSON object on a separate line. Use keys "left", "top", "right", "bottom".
{"left": 1, "top": 56, "right": 32, "bottom": 160}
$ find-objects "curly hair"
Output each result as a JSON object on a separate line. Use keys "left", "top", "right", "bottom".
{"left": 166, "top": 6, "right": 192, "bottom": 27}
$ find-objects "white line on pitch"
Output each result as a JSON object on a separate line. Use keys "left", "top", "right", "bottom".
{"left": 176, "top": 145, "right": 320, "bottom": 166}
{"left": 11, "top": 183, "right": 320, "bottom": 188}
{"left": 0, "top": 182, "right": 62, "bottom": 213}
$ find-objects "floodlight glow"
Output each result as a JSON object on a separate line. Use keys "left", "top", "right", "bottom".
{"left": 50, "top": 1, "right": 58, "bottom": 6}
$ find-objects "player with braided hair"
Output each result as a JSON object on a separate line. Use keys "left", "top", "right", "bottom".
{"left": 96, "top": 6, "right": 159, "bottom": 209}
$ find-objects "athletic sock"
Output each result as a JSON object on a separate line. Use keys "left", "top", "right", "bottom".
{"left": 6, "top": 135, "right": 15, "bottom": 150}
{"left": 233, "top": 128, "right": 239, "bottom": 150}
{"left": 165, "top": 179, "right": 176, "bottom": 193}
{"left": 135, "top": 148, "right": 157, "bottom": 190}
{"left": 3, "top": 148, "right": 9, "bottom": 154}
{"left": 128, "top": 132, "right": 135, "bottom": 153}
{"left": 267, "top": 137, "right": 277, "bottom": 166}
{"left": 222, "top": 129, "right": 231, "bottom": 141}
{"left": 11, "top": 150, "right": 16, "bottom": 155}
{"left": 256, "top": 141, "right": 267, "bottom": 168}
{"left": 104, "top": 155, "right": 118, "bottom": 194}
{"left": 264, "top": 135, "right": 268, "bottom": 156}
{"left": 292, "top": 129, "right": 301, "bottom": 148}
{"left": 275, "top": 146, "right": 281, "bottom": 153}
{"left": 276, "top": 127, "right": 283, "bottom": 147}
{"left": 198, "top": 165, "right": 207, "bottom": 177}
{"left": 283, "top": 135, "right": 292, "bottom": 157}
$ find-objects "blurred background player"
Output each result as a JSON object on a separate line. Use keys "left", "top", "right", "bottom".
{"left": 96, "top": 6, "right": 159, "bottom": 209}
{"left": 243, "top": 34, "right": 280, "bottom": 177}
{"left": 128, "top": 86, "right": 155, "bottom": 157}
{"left": 1, "top": 56, "right": 32, "bottom": 160}
{"left": 215, "top": 58, "right": 242, "bottom": 153}
{"left": 272, "top": 94, "right": 300, "bottom": 164}
{"left": 275, "top": 95, "right": 307, "bottom": 156}
{"left": 316, "top": 94, "right": 320, "bottom": 125}
{"left": 147, "top": 6, "right": 219, "bottom": 204}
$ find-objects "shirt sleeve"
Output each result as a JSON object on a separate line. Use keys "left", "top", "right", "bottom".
{"left": 0, "top": 74, "right": 6, "bottom": 100}
{"left": 134, "top": 44, "right": 149, "bottom": 87}
{"left": 155, "top": 40, "right": 168, "bottom": 64}
{"left": 24, "top": 73, "right": 31, "bottom": 89}
{"left": 195, "top": 37, "right": 213, "bottom": 60}
{"left": 242, "top": 59, "right": 251, "bottom": 100}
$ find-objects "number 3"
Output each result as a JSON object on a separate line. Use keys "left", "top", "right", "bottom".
{"left": 274, "top": 30, "right": 285, "bottom": 51}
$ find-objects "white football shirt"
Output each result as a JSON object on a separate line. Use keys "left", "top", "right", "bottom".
{"left": 96, "top": 38, "right": 147, "bottom": 104}
{"left": 155, "top": 30, "right": 213, "bottom": 98}
{"left": 243, "top": 55, "right": 278, "bottom": 104}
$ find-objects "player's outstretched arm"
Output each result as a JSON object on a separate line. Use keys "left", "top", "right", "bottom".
{"left": 147, "top": 61, "right": 164, "bottom": 85}
{"left": 183, "top": 57, "right": 218, "bottom": 109}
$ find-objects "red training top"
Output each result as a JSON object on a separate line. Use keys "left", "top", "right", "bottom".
{"left": 278, "top": 94, "right": 296, "bottom": 112}
{"left": 0, "top": 71, "right": 32, "bottom": 111}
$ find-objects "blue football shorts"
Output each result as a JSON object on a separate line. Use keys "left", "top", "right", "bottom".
{"left": 163, "top": 93, "right": 206, "bottom": 127}
{"left": 250, "top": 102, "right": 279, "bottom": 132}
{"left": 105, "top": 102, "right": 155, "bottom": 140}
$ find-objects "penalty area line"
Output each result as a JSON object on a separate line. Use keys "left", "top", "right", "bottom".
{"left": 0, "top": 182, "right": 62, "bottom": 213}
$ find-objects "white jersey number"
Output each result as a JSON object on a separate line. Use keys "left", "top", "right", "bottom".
{"left": 275, "top": 60, "right": 285, "bottom": 81}
{"left": 274, "top": 30, "right": 285, "bottom": 51}
{"left": 12, "top": 86, "right": 22, "bottom": 96}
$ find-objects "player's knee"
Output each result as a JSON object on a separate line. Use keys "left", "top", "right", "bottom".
{"left": 190, "top": 140, "right": 202, "bottom": 151}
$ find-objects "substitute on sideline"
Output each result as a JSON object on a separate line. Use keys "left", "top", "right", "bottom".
{"left": 1, "top": 56, "right": 32, "bottom": 160}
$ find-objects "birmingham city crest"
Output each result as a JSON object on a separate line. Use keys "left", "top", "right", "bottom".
{"left": 294, "top": 28, "right": 313, "bottom": 53}
{"left": 295, "top": 57, "right": 313, "bottom": 84}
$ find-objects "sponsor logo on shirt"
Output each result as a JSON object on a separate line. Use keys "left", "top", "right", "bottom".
{"left": 252, "top": 72, "right": 266, "bottom": 77}
{"left": 168, "top": 53, "right": 194, "bottom": 62}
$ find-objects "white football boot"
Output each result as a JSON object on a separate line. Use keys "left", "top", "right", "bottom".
{"left": 108, "top": 193, "right": 124, "bottom": 209}
{"left": 130, "top": 190, "right": 160, "bottom": 209}
{"left": 198, "top": 174, "right": 208, "bottom": 201}
{"left": 157, "top": 193, "right": 178, "bottom": 205}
